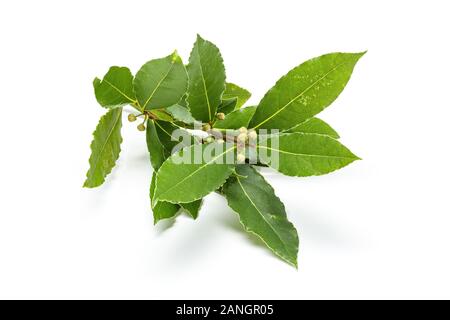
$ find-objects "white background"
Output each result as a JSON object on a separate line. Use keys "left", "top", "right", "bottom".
{"left": 1, "top": 0, "right": 449, "bottom": 300}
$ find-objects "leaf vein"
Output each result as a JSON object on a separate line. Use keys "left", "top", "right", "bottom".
{"left": 196, "top": 46, "right": 213, "bottom": 121}
{"left": 258, "top": 145, "right": 356, "bottom": 160}
{"left": 252, "top": 59, "right": 352, "bottom": 129}
{"left": 157, "top": 146, "right": 236, "bottom": 199}
{"left": 143, "top": 63, "right": 175, "bottom": 109}
{"left": 103, "top": 79, "right": 136, "bottom": 103}
{"left": 235, "top": 175, "right": 290, "bottom": 254}
{"left": 88, "top": 109, "right": 122, "bottom": 180}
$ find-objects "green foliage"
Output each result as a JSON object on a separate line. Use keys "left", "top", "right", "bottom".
{"left": 154, "top": 143, "right": 236, "bottom": 203}
{"left": 93, "top": 67, "right": 136, "bottom": 109}
{"left": 84, "top": 35, "right": 365, "bottom": 267}
{"left": 287, "top": 117, "right": 340, "bottom": 139}
{"left": 187, "top": 35, "right": 226, "bottom": 122}
{"left": 84, "top": 108, "right": 123, "bottom": 188}
{"left": 213, "top": 106, "right": 256, "bottom": 129}
{"left": 249, "top": 52, "right": 365, "bottom": 130}
{"left": 150, "top": 173, "right": 180, "bottom": 224}
{"left": 147, "top": 120, "right": 202, "bottom": 223}
{"left": 223, "top": 165, "right": 299, "bottom": 267}
{"left": 258, "top": 133, "right": 360, "bottom": 177}
{"left": 146, "top": 120, "right": 166, "bottom": 170}
{"left": 222, "top": 83, "right": 251, "bottom": 110}
{"left": 166, "top": 104, "right": 197, "bottom": 124}
{"left": 181, "top": 200, "right": 203, "bottom": 219}
{"left": 134, "top": 52, "right": 188, "bottom": 111}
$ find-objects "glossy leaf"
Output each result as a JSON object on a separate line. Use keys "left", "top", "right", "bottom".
{"left": 187, "top": 35, "right": 226, "bottom": 122}
{"left": 150, "top": 173, "right": 180, "bottom": 224}
{"left": 222, "top": 83, "right": 251, "bottom": 109}
{"left": 167, "top": 104, "right": 197, "bottom": 125}
{"left": 84, "top": 108, "right": 123, "bottom": 188}
{"left": 93, "top": 67, "right": 136, "bottom": 108}
{"left": 134, "top": 52, "right": 188, "bottom": 111}
{"left": 223, "top": 165, "right": 299, "bottom": 267}
{"left": 213, "top": 106, "right": 256, "bottom": 129}
{"left": 148, "top": 123, "right": 202, "bottom": 224}
{"left": 258, "top": 133, "right": 360, "bottom": 177}
{"left": 181, "top": 200, "right": 203, "bottom": 219}
{"left": 154, "top": 120, "right": 198, "bottom": 157}
{"left": 250, "top": 52, "right": 365, "bottom": 130}
{"left": 217, "top": 98, "right": 237, "bottom": 115}
{"left": 287, "top": 117, "right": 340, "bottom": 139}
{"left": 146, "top": 120, "right": 166, "bottom": 170}
{"left": 154, "top": 143, "right": 236, "bottom": 203}
{"left": 150, "top": 110, "right": 174, "bottom": 122}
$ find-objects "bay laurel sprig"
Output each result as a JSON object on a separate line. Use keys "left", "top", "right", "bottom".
{"left": 83, "top": 34, "right": 366, "bottom": 267}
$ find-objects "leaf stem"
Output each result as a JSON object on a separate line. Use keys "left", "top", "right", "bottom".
{"left": 232, "top": 170, "right": 248, "bottom": 179}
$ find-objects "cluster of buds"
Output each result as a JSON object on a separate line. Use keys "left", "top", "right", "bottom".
{"left": 236, "top": 127, "right": 257, "bottom": 164}
{"left": 236, "top": 127, "right": 258, "bottom": 143}
{"left": 128, "top": 113, "right": 146, "bottom": 131}
{"left": 201, "top": 123, "right": 258, "bottom": 164}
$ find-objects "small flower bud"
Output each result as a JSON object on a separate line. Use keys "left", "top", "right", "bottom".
{"left": 217, "top": 112, "right": 225, "bottom": 120}
{"left": 237, "top": 153, "right": 246, "bottom": 164}
{"left": 205, "top": 137, "right": 214, "bottom": 144}
{"left": 248, "top": 130, "right": 258, "bottom": 140}
{"left": 202, "top": 124, "right": 211, "bottom": 132}
{"left": 137, "top": 123, "right": 146, "bottom": 131}
{"left": 128, "top": 114, "right": 137, "bottom": 122}
{"left": 239, "top": 127, "right": 248, "bottom": 134}
{"left": 237, "top": 133, "right": 247, "bottom": 143}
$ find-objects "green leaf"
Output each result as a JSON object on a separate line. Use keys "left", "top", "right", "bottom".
{"left": 154, "top": 143, "right": 236, "bottom": 203}
{"left": 153, "top": 120, "right": 198, "bottom": 157}
{"left": 154, "top": 121, "right": 179, "bottom": 156}
{"left": 167, "top": 104, "right": 197, "bottom": 125}
{"left": 258, "top": 133, "right": 360, "bottom": 177}
{"left": 134, "top": 52, "right": 188, "bottom": 111}
{"left": 150, "top": 110, "right": 174, "bottom": 122}
{"left": 146, "top": 120, "right": 166, "bottom": 170}
{"left": 213, "top": 106, "right": 256, "bottom": 129}
{"left": 223, "top": 165, "right": 299, "bottom": 267}
{"left": 181, "top": 199, "right": 203, "bottom": 219}
{"left": 217, "top": 98, "right": 237, "bottom": 115}
{"left": 84, "top": 108, "right": 123, "bottom": 188}
{"left": 150, "top": 173, "right": 180, "bottom": 224}
{"left": 287, "top": 117, "right": 340, "bottom": 139}
{"left": 177, "top": 95, "right": 188, "bottom": 108}
{"left": 93, "top": 67, "right": 136, "bottom": 108}
{"left": 187, "top": 35, "right": 226, "bottom": 122}
{"left": 222, "top": 83, "right": 251, "bottom": 109}
{"left": 249, "top": 52, "right": 365, "bottom": 130}
{"left": 148, "top": 122, "right": 202, "bottom": 224}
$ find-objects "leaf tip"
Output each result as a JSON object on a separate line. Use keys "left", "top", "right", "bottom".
{"left": 170, "top": 50, "right": 182, "bottom": 64}
{"left": 82, "top": 180, "right": 96, "bottom": 189}
{"left": 93, "top": 77, "right": 101, "bottom": 91}
{"left": 187, "top": 212, "right": 199, "bottom": 220}
{"left": 356, "top": 50, "right": 368, "bottom": 59}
